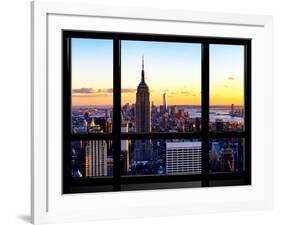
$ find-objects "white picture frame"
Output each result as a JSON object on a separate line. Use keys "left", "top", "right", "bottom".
{"left": 31, "top": 1, "right": 274, "bottom": 224}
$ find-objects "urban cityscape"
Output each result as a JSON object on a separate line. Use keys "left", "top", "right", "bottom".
{"left": 70, "top": 38, "right": 245, "bottom": 178}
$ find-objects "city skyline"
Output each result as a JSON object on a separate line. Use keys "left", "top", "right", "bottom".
{"left": 71, "top": 38, "right": 244, "bottom": 106}
{"left": 71, "top": 39, "right": 245, "bottom": 178}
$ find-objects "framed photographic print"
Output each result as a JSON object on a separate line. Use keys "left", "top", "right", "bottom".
{"left": 31, "top": 1, "right": 273, "bottom": 224}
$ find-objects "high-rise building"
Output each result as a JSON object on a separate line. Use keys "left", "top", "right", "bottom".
{"left": 107, "top": 156, "right": 114, "bottom": 176}
{"left": 195, "top": 117, "right": 201, "bottom": 131}
{"left": 166, "top": 141, "right": 201, "bottom": 174}
{"left": 85, "top": 140, "right": 108, "bottom": 176}
{"left": 121, "top": 122, "right": 130, "bottom": 173}
{"left": 230, "top": 104, "right": 234, "bottom": 116}
{"left": 106, "top": 117, "right": 112, "bottom": 133}
{"left": 212, "top": 142, "right": 221, "bottom": 156}
{"left": 134, "top": 56, "right": 152, "bottom": 161}
{"left": 71, "top": 146, "right": 83, "bottom": 178}
{"left": 104, "top": 109, "right": 112, "bottom": 133}
{"left": 220, "top": 148, "right": 234, "bottom": 172}
{"left": 85, "top": 118, "right": 108, "bottom": 177}
{"left": 163, "top": 90, "right": 168, "bottom": 113}
{"left": 160, "top": 105, "right": 165, "bottom": 115}
{"left": 171, "top": 106, "right": 178, "bottom": 115}
{"left": 135, "top": 55, "right": 151, "bottom": 133}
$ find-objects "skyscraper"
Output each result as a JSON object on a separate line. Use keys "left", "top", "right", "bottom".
{"left": 121, "top": 122, "right": 130, "bottom": 173}
{"left": 163, "top": 90, "right": 168, "bottom": 113}
{"left": 230, "top": 104, "right": 234, "bottom": 116}
{"left": 220, "top": 148, "right": 234, "bottom": 172}
{"left": 166, "top": 141, "right": 201, "bottom": 174}
{"left": 134, "top": 56, "right": 152, "bottom": 161}
{"left": 85, "top": 140, "right": 108, "bottom": 176}
{"left": 135, "top": 55, "right": 151, "bottom": 133}
{"left": 85, "top": 118, "right": 108, "bottom": 176}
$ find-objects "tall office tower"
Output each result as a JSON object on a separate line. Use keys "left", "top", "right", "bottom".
{"left": 85, "top": 118, "right": 108, "bottom": 177}
{"left": 105, "top": 109, "right": 112, "bottom": 133}
{"left": 163, "top": 90, "right": 168, "bottom": 113}
{"left": 230, "top": 104, "right": 234, "bottom": 116}
{"left": 209, "top": 142, "right": 221, "bottom": 172}
{"left": 212, "top": 142, "right": 221, "bottom": 156}
{"left": 106, "top": 117, "right": 112, "bottom": 133}
{"left": 151, "top": 101, "right": 157, "bottom": 113}
{"left": 136, "top": 55, "right": 151, "bottom": 133}
{"left": 131, "top": 104, "right": 136, "bottom": 118}
{"left": 160, "top": 105, "right": 165, "bottom": 115}
{"left": 85, "top": 140, "right": 108, "bottom": 176}
{"left": 220, "top": 147, "right": 234, "bottom": 172}
{"left": 107, "top": 156, "right": 114, "bottom": 176}
{"left": 195, "top": 117, "right": 201, "bottom": 131}
{"left": 134, "top": 56, "right": 152, "bottom": 161}
{"left": 171, "top": 106, "right": 178, "bottom": 116}
{"left": 84, "top": 111, "right": 90, "bottom": 124}
{"left": 121, "top": 122, "right": 130, "bottom": 173}
{"left": 166, "top": 141, "right": 201, "bottom": 174}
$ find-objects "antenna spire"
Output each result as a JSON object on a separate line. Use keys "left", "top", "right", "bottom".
{"left": 141, "top": 55, "right": 145, "bottom": 83}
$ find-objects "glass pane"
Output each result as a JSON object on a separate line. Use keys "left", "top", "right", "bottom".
{"left": 71, "top": 38, "right": 113, "bottom": 134}
{"left": 121, "top": 139, "right": 201, "bottom": 176}
{"left": 121, "top": 41, "right": 201, "bottom": 133}
{"left": 210, "top": 44, "right": 244, "bottom": 132}
{"left": 209, "top": 138, "right": 245, "bottom": 173}
{"left": 71, "top": 140, "right": 113, "bottom": 177}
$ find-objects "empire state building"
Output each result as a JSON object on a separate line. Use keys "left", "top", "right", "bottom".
{"left": 134, "top": 56, "right": 152, "bottom": 161}
{"left": 136, "top": 56, "right": 151, "bottom": 133}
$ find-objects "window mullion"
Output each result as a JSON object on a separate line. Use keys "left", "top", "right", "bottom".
{"left": 201, "top": 42, "right": 210, "bottom": 187}
{"left": 244, "top": 42, "right": 252, "bottom": 184}
{"left": 62, "top": 35, "right": 72, "bottom": 194}
{"left": 113, "top": 38, "right": 121, "bottom": 190}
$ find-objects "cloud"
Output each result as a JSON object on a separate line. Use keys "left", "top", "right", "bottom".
{"left": 227, "top": 76, "right": 235, "bottom": 81}
{"left": 72, "top": 88, "right": 109, "bottom": 98}
{"left": 104, "top": 88, "right": 113, "bottom": 93}
{"left": 73, "top": 87, "right": 136, "bottom": 94}
{"left": 72, "top": 88, "right": 98, "bottom": 94}
{"left": 224, "top": 85, "right": 229, "bottom": 88}
{"left": 181, "top": 91, "right": 190, "bottom": 95}
{"left": 106, "top": 88, "right": 136, "bottom": 93}
{"left": 181, "top": 90, "right": 197, "bottom": 97}
{"left": 120, "top": 88, "right": 136, "bottom": 93}
{"left": 72, "top": 94, "right": 109, "bottom": 98}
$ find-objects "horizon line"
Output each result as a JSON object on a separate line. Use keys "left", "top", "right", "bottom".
{"left": 72, "top": 104, "right": 244, "bottom": 107}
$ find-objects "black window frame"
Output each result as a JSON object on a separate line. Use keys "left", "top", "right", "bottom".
{"left": 62, "top": 30, "right": 251, "bottom": 194}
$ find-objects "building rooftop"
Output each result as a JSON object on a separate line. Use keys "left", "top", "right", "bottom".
{"left": 166, "top": 141, "right": 201, "bottom": 149}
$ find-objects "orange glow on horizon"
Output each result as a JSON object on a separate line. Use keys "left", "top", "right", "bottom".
{"left": 72, "top": 89, "right": 243, "bottom": 106}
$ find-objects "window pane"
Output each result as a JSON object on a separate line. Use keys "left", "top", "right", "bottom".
{"left": 71, "top": 38, "right": 113, "bottom": 134}
{"left": 121, "top": 41, "right": 201, "bottom": 133}
{"left": 209, "top": 138, "right": 245, "bottom": 173}
{"left": 71, "top": 140, "right": 113, "bottom": 177}
{"left": 210, "top": 44, "right": 244, "bottom": 132}
{"left": 121, "top": 139, "right": 201, "bottom": 176}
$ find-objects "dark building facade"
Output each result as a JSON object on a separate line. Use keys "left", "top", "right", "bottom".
{"left": 134, "top": 56, "right": 152, "bottom": 161}
{"left": 135, "top": 56, "right": 151, "bottom": 133}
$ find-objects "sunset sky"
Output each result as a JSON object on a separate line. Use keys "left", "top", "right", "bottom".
{"left": 72, "top": 38, "right": 244, "bottom": 106}
{"left": 210, "top": 44, "right": 244, "bottom": 106}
